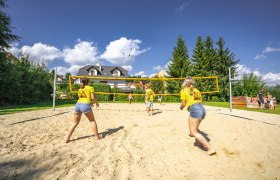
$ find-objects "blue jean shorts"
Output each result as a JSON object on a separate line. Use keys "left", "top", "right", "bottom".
{"left": 74, "top": 103, "right": 92, "bottom": 113}
{"left": 146, "top": 102, "right": 153, "bottom": 108}
{"left": 189, "top": 103, "right": 206, "bottom": 119}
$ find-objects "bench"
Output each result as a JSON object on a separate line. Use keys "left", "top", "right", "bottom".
{"left": 232, "top": 96, "right": 247, "bottom": 108}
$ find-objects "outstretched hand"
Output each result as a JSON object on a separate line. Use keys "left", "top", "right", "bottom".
{"left": 92, "top": 103, "right": 99, "bottom": 108}
{"left": 96, "top": 103, "right": 100, "bottom": 108}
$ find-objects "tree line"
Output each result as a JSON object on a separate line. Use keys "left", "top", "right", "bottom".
{"left": 166, "top": 35, "right": 239, "bottom": 101}
{"left": 165, "top": 35, "right": 279, "bottom": 101}
{"left": 0, "top": 54, "right": 53, "bottom": 105}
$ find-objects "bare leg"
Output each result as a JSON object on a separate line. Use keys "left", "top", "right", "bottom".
{"left": 84, "top": 111, "right": 101, "bottom": 140}
{"left": 189, "top": 117, "right": 216, "bottom": 155}
{"left": 65, "top": 113, "right": 81, "bottom": 143}
{"left": 188, "top": 118, "right": 200, "bottom": 137}
{"left": 146, "top": 107, "right": 151, "bottom": 115}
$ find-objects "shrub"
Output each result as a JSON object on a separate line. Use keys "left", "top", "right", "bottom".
{"left": 211, "top": 96, "right": 219, "bottom": 102}
{"left": 92, "top": 83, "right": 111, "bottom": 101}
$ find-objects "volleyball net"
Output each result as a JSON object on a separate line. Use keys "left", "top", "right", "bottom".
{"left": 68, "top": 76, "right": 219, "bottom": 98}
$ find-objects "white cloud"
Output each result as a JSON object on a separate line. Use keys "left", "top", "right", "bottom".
{"left": 175, "top": 2, "right": 190, "bottom": 12}
{"left": 7, "top": 43, "right": 21, "bottom": 56}
{"left": 252, "top": 70, "right": 262, "bottom": 77}
{"left": 8, "top": 43, "right": 62, "bottom": 63}
{"left": 63, "top": 40, "right": 100, "bottom": 65}
{"left": 121, "top": 65, "right": 133, "bottom": 72}
{"left": 134, "top": 71, "right": 148, "bottom": 77}
{"left": 236, "top": 64, "right": 252, "bottom": 78}
{"left": 149, "top": 73, "right": 157, "bottom": 78}
{"left": 254, "top": 54, "right": 266, "bottom": 60}
{"left": 262, "top": 72, "right": 280, "bottom": 86}
{"left": 153, "top": 65, "right": 162, "bottom": 71}
{"left": 7, "top": 38, "right": 150, "bottom": 78}
{"left": 100, "top": 37, "right": 150, "bottom": 65}
{"left": 150, "top": 61, "right": 171, "bottom": 77}
{"left": 262, "top": 46, "right": 280, "bottom": 53}
{"left": 255, "top": 44, "right": 280, "bottom": 60}
{"left": 236, "top": 64, "right": 280, "bottom": 86}
{"left": 55, "top": 65, "right": 82, "bottom": 76}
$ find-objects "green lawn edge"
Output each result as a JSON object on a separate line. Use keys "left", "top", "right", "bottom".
{"left": 0, "top": 100, "right": 279, "bottom": 115}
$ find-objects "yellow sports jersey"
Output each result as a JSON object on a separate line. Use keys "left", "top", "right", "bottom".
{"left": 146, "top": 88, "right": 155, "bottom": 102}
{"left": 77, "top": 85, "right": 94, "bottom": 104}
{"left": 180, "top": 87, "right": 202, "bottom": 110}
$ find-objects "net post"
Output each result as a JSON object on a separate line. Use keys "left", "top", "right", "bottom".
{"left": 52, "top": 68, "right": 57, "bottom": 111}
{"left": 229, "top": 68, "right": 233, "bottom": 112}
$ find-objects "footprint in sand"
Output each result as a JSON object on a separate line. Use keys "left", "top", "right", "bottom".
{"left": 223, "top": 148, "right": 240, "bottom": 157}
{"left": 254, "top": 161, "right": 263, "bottom": 169}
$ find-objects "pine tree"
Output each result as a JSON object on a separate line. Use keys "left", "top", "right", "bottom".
{"left": 204, "top": 36, "right": 217, "bottom": 75}
{"left": 0, "top": 0, "right": 20, "bottom": 51}
{"left": 216, "top": 37, "right": 239, "bottom": 101}
{"left": 191, "top": 36, "right": 204, "bottom": 76}
{"left": 201, "top": 36, "right": 219, "bottom": 100}
{"left": 166, "top": 35, "right": 191, "bottom": 93}
{"left": 0, "top": 0, "right": 20, "bottom": 104}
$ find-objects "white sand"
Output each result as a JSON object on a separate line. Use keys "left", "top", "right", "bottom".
{"left": 0, "top": 103, "right": 280, "bottom": 179}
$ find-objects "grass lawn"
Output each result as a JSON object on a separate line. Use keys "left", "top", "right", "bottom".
{"left": 0, "top": 100, "right": 279, "bottom": 115}
{"left": 0, "top": 100, "right": 76, "bottom": 115}
{"left": 203, "top": 102, "right": 280, "bottom": 115}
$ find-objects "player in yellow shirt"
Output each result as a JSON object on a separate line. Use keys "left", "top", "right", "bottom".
{"left": 65, "top": 78, "right": 101, "bottom": 143}
{"left": 180, "top": 77, "right": 216, "bottom": 155}
{"left": 145, "top": 83, "right": 155, "bottom": 116}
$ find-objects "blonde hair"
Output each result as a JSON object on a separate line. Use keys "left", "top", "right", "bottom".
{"left": 181, "top": 76, "right": 195, "bottom": 92}
{"left": 145, "top": 83, "right": 150, "bottom": 89}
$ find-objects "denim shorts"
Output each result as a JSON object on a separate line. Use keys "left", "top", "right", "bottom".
{"left": 189, "top": 103, "right": 206, "bottom": 119}
{"left": 146, "top": 102, "right": 153, "bottom": 108}
{"left": 74, "top": 103, "right": 92, "bottom": 113}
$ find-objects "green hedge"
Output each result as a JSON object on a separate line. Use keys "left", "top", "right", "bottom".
{"left": 132, "top": 89, "right": 145, "bottom": 102}
{"left": 162, "top": 95, "right": 180, "bottom": 102}
{"left": 92, "top": 83, "right": 111, "bottom": 101}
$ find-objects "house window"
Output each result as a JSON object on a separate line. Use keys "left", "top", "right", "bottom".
{"left": 113, "top": 70, "right": 120, "bottom": 76}
{"left": 89, "top": 69, "right": 97, "bottom": 75}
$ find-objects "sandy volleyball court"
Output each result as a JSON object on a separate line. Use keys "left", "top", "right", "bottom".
{"left": 0, "top": 103, "right": 280, "bottom": 179}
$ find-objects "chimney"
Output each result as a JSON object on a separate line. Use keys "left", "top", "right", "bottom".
{"left": 96, "top": 63, "right": 101, "bottom": 72}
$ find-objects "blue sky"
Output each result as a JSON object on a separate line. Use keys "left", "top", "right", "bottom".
{"left": 5, "top": 0, "right": 280, "bottom": 85}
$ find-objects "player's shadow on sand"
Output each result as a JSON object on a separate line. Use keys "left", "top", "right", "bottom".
{"left": 193, "top": 131, "right": 211, "bottom": 151}
{"left": 152, "top": 109, "right": 162, "bottom": 115}
{"left": 101, "top": 126, "right": 124, "bottom": 138}
{"left": 0, "top": 159, "right": 47, "bottom": 179}
{"left": 71, "top": 126, "right": 124, "bottom": 142}
{"left": 10, "top": 111, "right": 71, "bottom": 125}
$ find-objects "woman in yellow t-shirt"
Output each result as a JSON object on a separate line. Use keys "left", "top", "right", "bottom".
{"left": 180, "top": 77, "right": 216, "bottom": 155}
{"left": 145, "top": 83, "right": 155, "bottom": 116}
{"left": 65, "top": 78, "right": 101, "bottom": 143}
